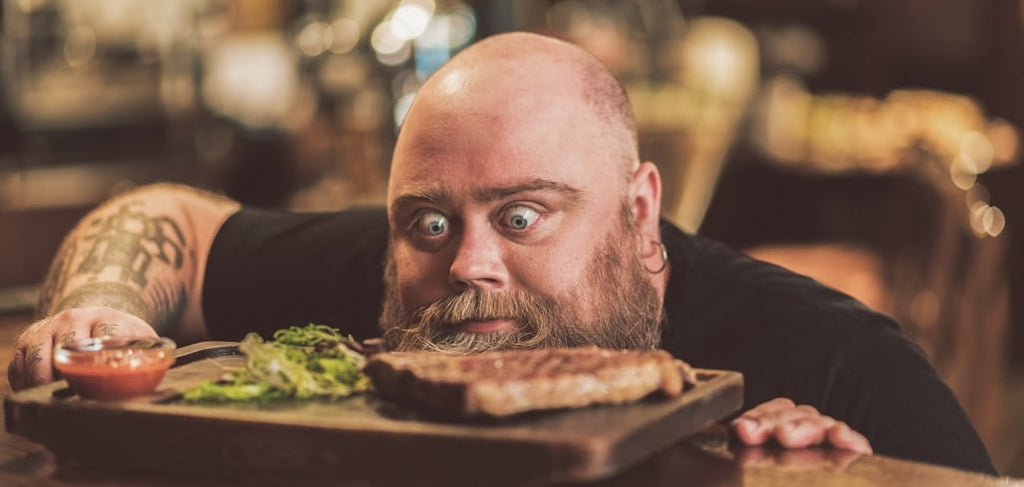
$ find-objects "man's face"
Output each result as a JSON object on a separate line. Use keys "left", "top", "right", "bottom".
{"left": 381, "top": 67, "right": 662, "bottom": 352}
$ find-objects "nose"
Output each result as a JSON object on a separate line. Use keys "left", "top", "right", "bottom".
{"left": 449, "top": 224, "right": 508, "bottom": 291}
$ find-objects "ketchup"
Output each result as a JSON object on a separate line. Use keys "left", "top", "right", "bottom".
{"left": 54, "top": 337, "right": 176, "bottom": 400}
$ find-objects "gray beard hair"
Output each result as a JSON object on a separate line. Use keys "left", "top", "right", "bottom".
{"left": 379, "top": 215, "right": 664, "bottom": 354}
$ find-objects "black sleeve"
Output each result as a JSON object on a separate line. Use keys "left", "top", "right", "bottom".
{"left": 824, "top": 323, "right": 997, "bottom": 475}
{"left": 660, "top": 227, "right": 996, "bottom": 475}
{"left": 202, "top": 207, "right": 389, "bottom": 341}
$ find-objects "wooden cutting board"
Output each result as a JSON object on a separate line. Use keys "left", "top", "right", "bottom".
{"left": 4, "top": 341, "right": 743, "bottom": 486}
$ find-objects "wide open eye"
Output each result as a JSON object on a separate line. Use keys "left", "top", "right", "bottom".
{"left": 415, "top": 210, "right": 449, "bottom": 237}
{"left": 501, "top": 205, "right": 540, "bottom": 231}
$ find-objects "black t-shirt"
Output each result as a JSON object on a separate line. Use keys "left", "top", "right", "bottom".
{"left": 203, "top": 207, "right": 996, "bottom": 475}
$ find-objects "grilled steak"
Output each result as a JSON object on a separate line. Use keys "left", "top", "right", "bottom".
{"left": 364, "top": 347, "right": 697, "bottom": 417}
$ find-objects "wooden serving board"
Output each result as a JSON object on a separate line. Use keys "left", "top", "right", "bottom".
{"left": 4, "top": 341, "right": 743, "bottom": 486}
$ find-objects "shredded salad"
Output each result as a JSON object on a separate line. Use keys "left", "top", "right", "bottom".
{"left": 182, "top": 324, "right": 371, "bottom": 403}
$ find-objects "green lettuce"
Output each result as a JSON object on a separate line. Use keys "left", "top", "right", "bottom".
{"left": 182, "top": 323, "right": 371, "bottom": 403}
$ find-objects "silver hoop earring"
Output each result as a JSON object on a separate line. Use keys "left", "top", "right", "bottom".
{"left": 645, "top": 241, "right": 668, "bottom": 274}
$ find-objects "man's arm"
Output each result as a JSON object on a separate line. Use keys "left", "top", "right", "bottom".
{"left": 8, "top": 183, "right": 239, "bottom": 390}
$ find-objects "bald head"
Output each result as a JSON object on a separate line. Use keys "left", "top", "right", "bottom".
{"left": 440, "top": 33, "right": 636, "bottom": 146}
{"left": 399, "top": 32, "right": 639, "bottom": 176}
{"left": 383, "top": 33, "right": 668, "bottom": 347}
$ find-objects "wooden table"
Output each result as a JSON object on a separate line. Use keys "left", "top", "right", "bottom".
{"left": 0, "top": 311, "right": 1020, "bottom": 487}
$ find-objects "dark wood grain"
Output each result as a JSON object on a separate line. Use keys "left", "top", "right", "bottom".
{"left": 5, "top": 342, "right": 744, "bottom": 486}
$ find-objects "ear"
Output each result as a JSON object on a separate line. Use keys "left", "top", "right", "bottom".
{"left": 628, "top": 161, "right": 663, "bottom": 257}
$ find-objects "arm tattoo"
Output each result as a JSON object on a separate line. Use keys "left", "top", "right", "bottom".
{"left": 39, "top": 202, "right": 192, "bottom": 333}
{"left": 77, "top": 204, "right": 185, "bottom": 288}
{"left": 37, "top": 239, "right": 77, "bottom": 318}
{"left": 150, "top": 282, "right": 189, "bottom": 334}
{"left": 55, "top": 282, "right": 150, "bottom": 321}
{"left": 53, "top": 275, "right": 188, "bottom": 334}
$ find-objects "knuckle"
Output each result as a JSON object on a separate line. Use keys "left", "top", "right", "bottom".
{"left": 771, "top": 397, "right": 796, "bottom": 408}
{"left": 795, "top": 404, "right": 819, "bottom": 416}
{"left": 26, "top": 317, "right": 51, "bottom": 335}
{"left": 63, "top": 306, "right": 103, "bottom": 323}
{"left": 59, "top": 307, "right": 82, "bottom": 321}
{"left": 775, "top": 428, "right": 800, "bottom": 446}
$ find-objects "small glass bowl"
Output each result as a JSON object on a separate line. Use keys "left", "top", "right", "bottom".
{"left": 53, "top": 336, "right": 177, "bottom": 400}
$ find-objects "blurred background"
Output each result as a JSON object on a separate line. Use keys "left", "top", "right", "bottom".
{"left": 1, "top": 0, "right": 1023, "bottom": 475}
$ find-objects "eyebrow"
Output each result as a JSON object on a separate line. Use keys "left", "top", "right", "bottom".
{"left": 391, "top": 187, "right": 451, "bottom": 216}
{"left": 391, "top": 178, "right": 584, "bottom": 214}
{"left": 473, "top": 179, "right": 584, "bottom": 203}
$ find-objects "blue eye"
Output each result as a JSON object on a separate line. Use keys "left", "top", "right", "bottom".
{"left": 416, "top": 211, "right": 448, "bottom": 237}
{"left": 502, "top": 206, "right": 539, "bottom": 230}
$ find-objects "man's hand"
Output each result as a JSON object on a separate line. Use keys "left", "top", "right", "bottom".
{"left": 730, "top": 397, "right": 872, "bottom": 454}
{"left": 8, "top": 306, "right": 158, "bottom": 391}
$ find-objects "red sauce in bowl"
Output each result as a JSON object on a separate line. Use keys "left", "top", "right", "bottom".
{"left": 54, "top": 337, "right": 176, "bottom": 400}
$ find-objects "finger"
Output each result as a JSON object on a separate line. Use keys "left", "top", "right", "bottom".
{"left": 57, "top": 329, "right": 80, "bottom": 345}
{"left": 50, "top": 322, "right": 101, "bottom": 381}
{"left": 11, "top": 318, "right": 55, "bottom": 390}
{"left": 731, "top": 416, "right": 771, "bottom": 445}
{"left": 733, "top": 404, "right": 824, "bottom": 446}
{"left": 763, "top": 404, "right": 824, "bottom": 426}
{"left": 91, "top": 320, "right": 158, "bottom": 339}
{"left": 8, "top": 347, "right": 25, "bottom": 391}
{"left": 22, "top": 339, "right": 54, "bottom": 389}
{"left": 827, "top": 422, "right": 873, "bottom": 454}
{"left": 731, "top": 397, "right": 801, "bottom": 444}
{"left": 11, "top": 316, "right": 48, "bottom": 391}
{"left": 741, "top": 397, "right": 797, "bottom": 420}
{"left": 93, "top": 322, "right": 120, "bottom": 337}
{"left": 83, "top": 307, "right": 157, "bottom": 338}
{"left": 775, "top": 416, "right": 836, "bottom": 449}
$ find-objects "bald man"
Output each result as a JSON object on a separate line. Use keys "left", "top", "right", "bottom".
{"left": 9, "top": 32, "right": 995, "bottom": 475}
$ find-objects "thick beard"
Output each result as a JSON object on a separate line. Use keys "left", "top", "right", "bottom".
{"left": 379, "top": 206, "right": 663, "bottom": 354}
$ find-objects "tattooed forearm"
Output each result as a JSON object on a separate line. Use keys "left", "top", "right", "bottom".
{"left": 38, "top": 200, "right": 192, "bottom": 332}
{"left": 51, "top": 278, "right": 189, "bottom": 335}
{"left": 53, "top": 282, "right": 151, "bottom": 320}
{"left": 149, "top": 282, "right": 189, "bottom": 334}
{"left": 77, "top": 204, "right": 186, "bottom": 288}
{"left": 30, "top": 183, "right": 238, "bottom": 342}
{"left": 37, "top": 239, "right": 77, "bottom": 318}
